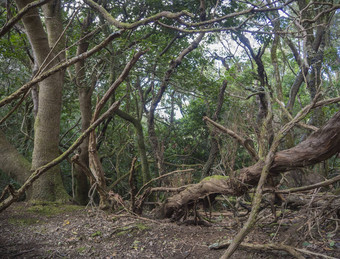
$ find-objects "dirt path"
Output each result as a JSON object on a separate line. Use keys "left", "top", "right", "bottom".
{"left": 0, "top": 202, "right": 338, "bottom": 258}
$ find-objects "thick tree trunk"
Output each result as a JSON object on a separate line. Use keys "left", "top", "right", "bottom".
{"left": 29, "top": 72, "right": 67, "bottom": 201}
{"left": 0, "top": 130, "right": 31, "bottom": 184}
{"left": 157, "top": 110, "right": 340, "bottom": 219}
{"left": 16, "top": 0, "right": 69, "bottom": 201}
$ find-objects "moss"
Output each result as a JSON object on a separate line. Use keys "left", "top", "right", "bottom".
{"left": 33, "top": 116, "right": 40, "bottom": 135}
{"left": 226, "top": 196, "right": 237, "bottom": 203}
{"left": 202, "top": 175, "right": 229, "bottom": 182}
{"left": 115, "top": 225, "right": 133, "bottom": 236}
{"left": 115, "top": 224, "right": 149, "bottom": 236}
{"left": 54, "top": 180, "right": 71, "bottom": 202}
{"left": 77, "top": 247, "right": 86, "bottom": 253}
{"left": 116, "top": 230, "right": 129, "bottom": 236}
{"left": 334, "top": 188, "right": 340, "bottom": 195}
{"left": 8, "top": 217, "right": 40, "bottom": 226}
{"left": 91, "top": 231, "right": 102, "bottom": 237}
{"left": 27, "top": 202, "right": 83, "bottom": 217}
{"left": 136, "top": 223, "right": 150, "bottom": 231}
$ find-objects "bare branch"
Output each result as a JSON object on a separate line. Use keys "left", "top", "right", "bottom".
{"left": 92, "top": 49, "right": 147, "bottom": 120}
{"left": 267, "top": 174, "right": 340, "bottom": 194}
{"left": 203, "top": 116, "right": 259, "bottom": 161}
{"left": 300, "top": 4, "right": 340, "bottom": 24}
{"left": 0, "top": 0, "right": 51, "bottom": 38}
{"left": 136, "top": 169, "right": 194, "bottom": 198}
{"left": 84, "top": 0, "right": 194, "bottom": 30}
{"left": 0, "top": 31, "right": 122, "bottom": 108}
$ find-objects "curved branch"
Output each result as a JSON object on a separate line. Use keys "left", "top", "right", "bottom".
{"left": 0, "top": 0, "right": 51, "bottom": 38}
{"left": 84, "top": 0, "right": 194, "bottom": 30}
{"left": 0, "top": 31, "right": 122, "bottom": 108}
{"left": 92, "top": 49, "right": 147, "bottom": 120}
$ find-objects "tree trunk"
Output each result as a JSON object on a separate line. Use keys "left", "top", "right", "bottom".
{"left": 201, "top": 80, "right": 227, "bottom": 177}
{"left": 73, "top": 18, "right": 93, "bottom": 204}
{"left": 157, "top": 110, "right": 340, "bottom": 219}
{"left": 74, "top": 80, "right": 92, "bottom": 205}
{"left": 115, "top": 109, "right": 150, "bottom": 184}
{"left": 15, "top": 0, "right": 69, "bottom": 201}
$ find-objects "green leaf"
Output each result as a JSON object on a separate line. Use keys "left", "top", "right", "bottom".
{"left": 91, "top": 231, "right": 102, "bottom": 237}
{"left": 302, "top": 241, "right": 310, "bottom": 247}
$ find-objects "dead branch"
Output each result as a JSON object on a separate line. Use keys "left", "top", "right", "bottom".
{"left": 203, "top": 116, "right": 259, "bottom": 161}
{"left": 313, "top": 96, "right": 340, "bottom": 108}
{"left": 136, "top": 168, "right": 194, "bottom": 197}
{"left": 283, "top": 193, "right": 340, "bottom": 210}
{"left": 89, "top": 50, "right": 146, "bottom": 208}
{"left": 275, "top": 98, "right": 319, "bottom": 132}
{"left": 266, "top": 174, "right": 340, "bottom": 194}
{"left": 0, "top": 91, "right": 30, "bottom": 125}
{"left": 210, "top": 241, "right": 337, "bottom": 259}
{"left": 108, "top": 172, "right": 130, "bottom": 190}
{"left": 150, "top": 186, "right": 192, "bottom": 193}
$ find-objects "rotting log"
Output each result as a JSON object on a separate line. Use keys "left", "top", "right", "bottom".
{"left": 156, "top": 110, "right": 340, "bottom": 219}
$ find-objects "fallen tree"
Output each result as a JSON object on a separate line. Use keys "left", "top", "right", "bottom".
{"left": 156, "top": 110, "right": 340, "bottom": 220}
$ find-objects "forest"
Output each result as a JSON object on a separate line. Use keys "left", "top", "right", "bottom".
{"left": 0, "top": 0, "right": 339, "bottom": 258}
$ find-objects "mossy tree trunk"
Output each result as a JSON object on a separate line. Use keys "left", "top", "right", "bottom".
{"left": 15, "top": 0, "right": 69, "bottom": 202}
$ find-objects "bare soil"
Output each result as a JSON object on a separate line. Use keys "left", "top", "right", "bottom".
{"left": 0, "top": 202, "right": 339, "bottom": 258}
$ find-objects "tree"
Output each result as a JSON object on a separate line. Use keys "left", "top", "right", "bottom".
{"left": 0, "top": 4, "right": 339, "bottom": 257}
{"left": 9, "top": 0, "right": 68, "bottom": 201}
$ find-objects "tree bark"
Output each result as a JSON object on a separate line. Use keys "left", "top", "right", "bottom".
{"left": 73, "top": 14, "right": 94, "bottom": 204}
{"left": 157, "top": 110, "right": 340, "bottom": 219}
{"left": 15, "top": 0, "right": 68, "bottom": 201}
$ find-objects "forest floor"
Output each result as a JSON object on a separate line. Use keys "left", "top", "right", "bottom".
{"left": 0, "top": 202, "right": 339, "bottom": 259}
